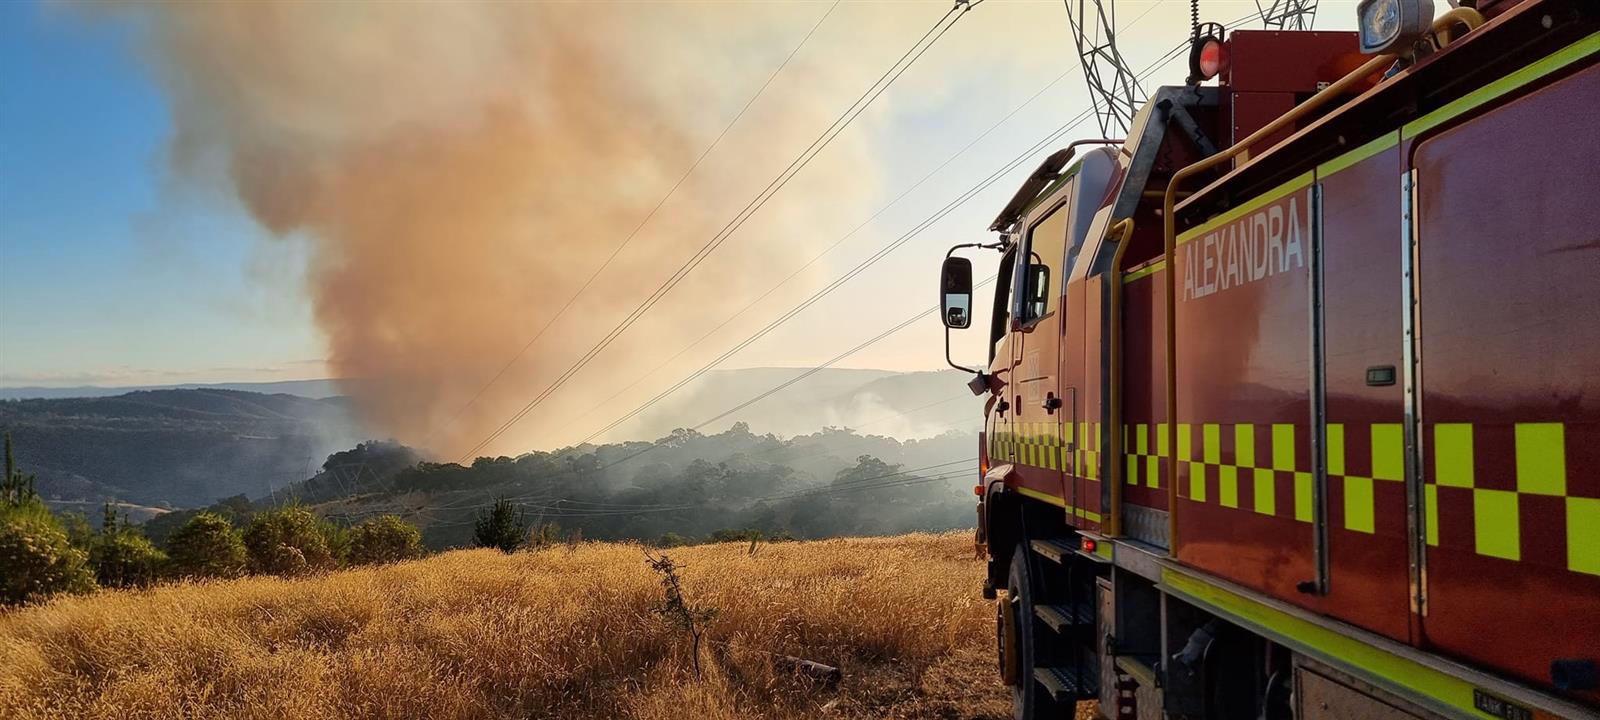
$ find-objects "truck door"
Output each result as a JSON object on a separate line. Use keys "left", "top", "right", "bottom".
{"left": 1315, "top": 133, "right": 1412, "bottom": 644}
{"left": 1009, "top": 193, "right": 1072, "bottom": 510}
{"left": 1406, "top": 62, "right": 1600, "bottom": 700}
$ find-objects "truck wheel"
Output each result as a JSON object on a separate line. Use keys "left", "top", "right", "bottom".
{"left": 1008, "top": 543, "right": 1065, "bottom": 720}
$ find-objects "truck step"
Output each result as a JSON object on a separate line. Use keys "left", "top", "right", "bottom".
{"left": 1029, "top": 538, "right": 1077, "bottom": 564}
{"left": 1033, "top": 666, "right": 1096, "bottom": 702}
{"left": 1033, "top": 603, "right": 1096, "bottom": 633}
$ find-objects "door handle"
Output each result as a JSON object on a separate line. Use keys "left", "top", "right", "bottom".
{"left": 1042, "top": 393, "right": 1061, "bottom": 414}
{"left": 996, "top": 399, "right": 1010, "bottom": 415}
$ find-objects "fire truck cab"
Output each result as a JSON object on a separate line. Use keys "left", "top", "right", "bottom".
{"left": 939, "top": 1, "right": 1600, "bottom": 718}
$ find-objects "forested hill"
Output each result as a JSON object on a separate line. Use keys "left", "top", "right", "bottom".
{"left": 1, "top": 368, "right": 980, "bottom": 512}
{"left": 157, "top": 423, "right": 981, "bottom": 550}
{"left": 0, "top": 389, "right": 363, "bottom": 507}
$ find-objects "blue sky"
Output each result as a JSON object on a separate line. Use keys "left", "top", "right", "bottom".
{"left": 0, "top": 0, "right": 322, "bottom": 387}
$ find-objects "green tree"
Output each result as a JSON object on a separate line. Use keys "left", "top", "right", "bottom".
{"left": 165, "top": 512, "right": 247, "bottom": 579}
{"left": 0, "top": 502, "right": 97, "bottom": 605}
{"left": 243, "top": 506, "right": 337, "bottom": 575}
{"left": 0, "top": 437, "right": 96, "bottom": 605}
{"left": 656, "top": 532, "right": 691, "bottom": 548}
{"left": 473, "top": 497, "right": 526, "bottom": 554}
{"left": 2, "top": 433, "right": 38, "bottom": 507}
{"left": 90, "top": 525, "right": 167, "bottom": 589}
{"left": 346, "top": 515, "right": 423, "bottom": 565}
{"left": 100, "top": 502, "right": 118, "bottom": 534}
{"left": 708, "top": 528, "right": 763, "bottom": 543}
{"left": 59, "top": 511, "right": 94, "bottom": 550}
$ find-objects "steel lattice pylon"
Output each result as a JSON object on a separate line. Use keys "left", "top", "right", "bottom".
{"left": 1256, "top": 0, "right": 1318, "bottom": 30}
{"left": 1062, "top": 0, "right": 1144, "bottom": 137}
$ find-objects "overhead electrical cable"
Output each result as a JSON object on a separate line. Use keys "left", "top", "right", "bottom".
{"left": 555, "top": 12, "right": 1267, "bottom": 471}
{"left": 418, "top": 8, "right": 1263, "bottom": 522}
{"left": 335, "top": 16, "right": 1253, "bottom": 527}
{"left": 422, "top": 0, "right": 843, "bottom": 447}
{"left": 565, "top": 0, "right": 1168, "bottom": 445}
{"left": 572, "top": 276, "right": 993, "bottom": 473}
{"left": 459, "top": 0, "right": 984, "bottom": 461}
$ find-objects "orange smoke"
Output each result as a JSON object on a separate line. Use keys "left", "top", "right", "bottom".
{"left": 118, "top": 2, "right": 883, "bottom": 457}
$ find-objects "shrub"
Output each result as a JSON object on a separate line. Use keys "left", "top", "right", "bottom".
{"left": 59, "top": 511, "right": 94, "bottom": 550}
{"left": 243, "top": 506, "right": 337, "bottom": 575}
{"left": 707, "top": 528, "right": 763, "bottom": 543}
{"left": 90, "top": 529, "right": 168, "bottom": 589}
{"left": 0, "top": 502, "right": 97, "bottom": 605}
{"left": 525, "top": 521, "right": 561, "bottom": 551}
{"left": 346, "top": 515, "right": 423, "bottom": 565}
{"left": 473, "top": 497, "right": 526, "bottom": 554}
{"left": 655, "top": 532, "right": 691, "bottom": 548}
{"left": 165, "top": 512, "right": 247, "bottom": 579}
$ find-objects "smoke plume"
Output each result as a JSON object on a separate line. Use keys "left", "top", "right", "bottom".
{"left": 118, "top": 2, "right": 884, "bottom": 457}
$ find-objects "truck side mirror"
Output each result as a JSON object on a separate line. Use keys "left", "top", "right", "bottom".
{"left": 940, "top": 256, "right": 973, "bottom": 329}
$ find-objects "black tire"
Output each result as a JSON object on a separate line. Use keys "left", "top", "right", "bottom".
{"left": 1008, "top": 543, "right": 1065, "bottom": 720}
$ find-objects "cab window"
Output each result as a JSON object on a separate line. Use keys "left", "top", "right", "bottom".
{"left": 989, "top": 245, "right": 1016, "bottom": 364}
{"left": 1018, "top": 201, "right": 1068, "bottom": 324}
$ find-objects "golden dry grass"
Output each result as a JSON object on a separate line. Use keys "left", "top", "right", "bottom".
{"left": 0, "top": 532, "right": 1047, "bottom": 720}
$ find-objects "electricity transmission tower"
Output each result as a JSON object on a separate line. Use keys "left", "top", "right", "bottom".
{"left": 1062, "top": 0, "right": 1144, "bottom": 137}
{"left": 1256, "top": 0, "right": 1318, "bottom": 30}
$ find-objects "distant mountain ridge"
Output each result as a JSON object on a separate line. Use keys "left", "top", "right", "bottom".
{"left": 0, "top": 378, "right": 346, "bottom": 401}
{"left": 1, "top": 389, "right": 365, "bottom": 507}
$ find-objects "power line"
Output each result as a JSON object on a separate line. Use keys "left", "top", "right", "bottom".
{"left": 849, "top": 395, "right": 974, "bottom": 431}
{"left": 462, "top": 2, "right": 1232, "bottom": 460}
{"left": 421, "top": 0, "right": 844, "bottom": 448}
{"left": 459, "top": 0, "right": 982, "bottom": 461}
{"left": 564, "top": 1, "right": 1167, "bottom": 447}
{"left": 378, "top": 10, "right": 1280, "bottom": 546}
{"left": 572, "top": 108, "right": 1092, "bottom": 446}
{"left": 339, "top": 14, "right": 1257, "bottom": 532}
{"left": 349, "top": 12, "right": 1244, "bottom": 528}
{"left": 558, "top": 12, "right": 1271, "bottom": 466}
{"left": 561, "top": 64, "right": 1091, "bottom": 437}
{"left": 576, "top": 275, "right": 993, "bottom": 473}
{"left": 567, "top": 8, "right": 1202, "bottom": 448}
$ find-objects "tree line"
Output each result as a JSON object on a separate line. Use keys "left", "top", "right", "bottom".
{"left": 3, "top": 422, "right": 979, "bottom": 605}
{"left": 2, "top": 433, "right": 425, "bottom": 606}
{"left": 280, "top": 427, "right": 976, "bottom": 550}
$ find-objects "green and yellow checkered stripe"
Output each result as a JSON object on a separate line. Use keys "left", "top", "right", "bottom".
{"left": 1167, "top": 422, "right": 1413, "bottom": 528}
{"left": 1123, "top": 422, "right": 1165, "bottom": 489}
{"left": 1427, "top": 422, "right": 1598, "bottom": 576}
{"left": 1145, "top": 420, "right": 1596, "bottom": 577}
{"left": 1164, "top": 422, "right": 1318, "bottom": 522}
{"left": 988, "top": 422, "right": 1103, "bottom": 478}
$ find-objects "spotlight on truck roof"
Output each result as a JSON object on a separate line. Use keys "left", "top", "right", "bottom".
{"left": 1196, "top": 38, "right": 1227, "bottom": 80}
{"left": 1356, "top": 0, "right": 1435, "bottom": 55}
{"left": 1187, "top": 23, "right": 1228, "bottom": 83}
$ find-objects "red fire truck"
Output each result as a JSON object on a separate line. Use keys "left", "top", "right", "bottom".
{"left": 937, "top": 1, "right": 1599, "bottom": 717}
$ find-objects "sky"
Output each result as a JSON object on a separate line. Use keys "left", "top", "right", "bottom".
{"left": 0, "top": 0, "right": 1383, "bottom": 450}
{"left": 0, "top": 1, "right": 324, "bottom": 387}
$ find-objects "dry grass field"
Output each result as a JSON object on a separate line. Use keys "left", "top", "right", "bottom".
{"left": 0, "top": 532, "right": 1091, "bottom": 720}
